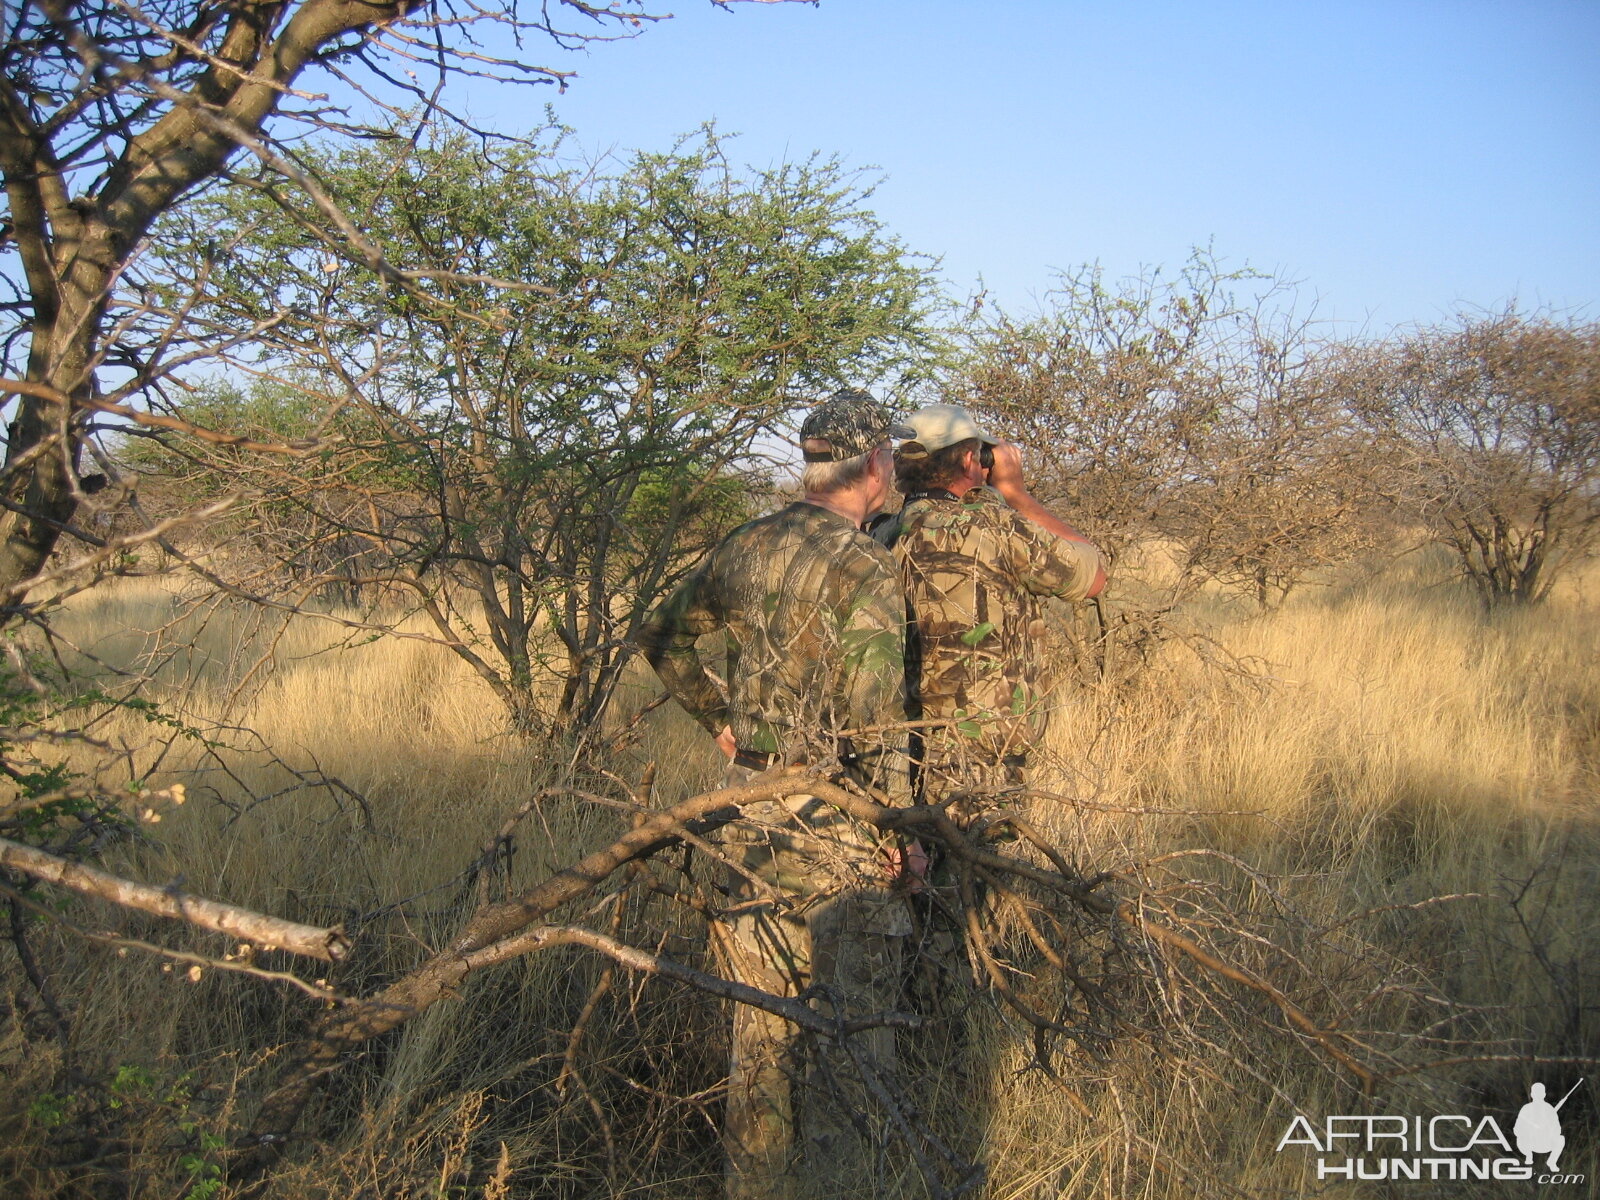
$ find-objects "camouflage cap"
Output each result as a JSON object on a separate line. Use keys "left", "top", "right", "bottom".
{"left": 799, "top": 389, "right": 916, "bottom": 462}
{"left": 896, "top": 404, "right": 1001, "bottom": 459}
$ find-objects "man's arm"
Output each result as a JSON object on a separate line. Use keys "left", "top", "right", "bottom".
{"left": 635, "top": 559, "right": 733, "bottom": 739}
{"left": 985, "top": 441, "right": 1107, "bottom": 598}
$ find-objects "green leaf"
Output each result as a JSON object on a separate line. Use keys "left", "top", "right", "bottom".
{"left": 27, "top": 1093, "right": 70, "bottom": 1128}
{"left": 142, "top": 119, "right": 942, "bottom": 736}
{"left": 959, "top": 622, "right": 996, "bottom": 647}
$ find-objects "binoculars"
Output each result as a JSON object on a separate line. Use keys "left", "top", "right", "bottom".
{"left": 980, "top": 443, "right": 995, "bottom": 472}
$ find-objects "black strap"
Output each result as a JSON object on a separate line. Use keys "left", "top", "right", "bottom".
{"left": 903, "top": 487, "right": 960, "bottom": 504}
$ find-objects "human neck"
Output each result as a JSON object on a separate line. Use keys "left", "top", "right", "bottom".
{"left": 933, "top": 454, "right": 986, "bottom": 499}
{"left": 939, "top": 466, "right": 986, "bottom": 499}
{"left": 801, "top": 486, "right": 873, "bottom": 528}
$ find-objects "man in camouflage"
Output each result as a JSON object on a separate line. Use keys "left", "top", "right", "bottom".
{"left": 637, "top": 391, "right": 914, "bottom": 1200}
{"left": 872, "top": 404, "right": 1105, "bottom": 817}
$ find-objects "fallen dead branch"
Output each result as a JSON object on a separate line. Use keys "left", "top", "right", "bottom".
{"left": 0, "top": 835, "right": 350, "bottom": 962}
{"left": 237, "top": 762, "right": 1398, "bottom": 1195}
{"left": 0, "top": 879, "right": 340, "bottom": 1001}
{"left": 240, "top": 770, "right": 811, "bottom": 1166}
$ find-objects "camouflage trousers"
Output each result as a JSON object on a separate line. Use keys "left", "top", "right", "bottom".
{"left": 903, "top": 752, "right": 1029, "bottom": 1025}
{"left": 716, "top": 764, "right": 911, "bottom": 1200}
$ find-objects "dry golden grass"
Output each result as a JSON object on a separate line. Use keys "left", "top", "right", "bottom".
{"left": 981, "top": 550, "right": 1600, "bottom": 1197}
{"left": 3, "top": 550, "right": 1597, "bottom": 1198}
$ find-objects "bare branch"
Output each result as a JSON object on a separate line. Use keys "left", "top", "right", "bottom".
{"left": 461, "top": 922, "right": 923, "bottom": 1038}
{"left": 2, "top": 376, "right": 328, "bottom": 453}
{"left": 0, "top": 834, "right": 352, "bottom": 961}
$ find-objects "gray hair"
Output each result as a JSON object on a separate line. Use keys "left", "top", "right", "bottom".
{"left": 801, "top": 446, "right": 876, "bottom": 495}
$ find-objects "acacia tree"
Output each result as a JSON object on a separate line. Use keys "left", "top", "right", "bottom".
{"left": 956, "top": 257, "right": 1231, "bottom": 569}
{"left": 0, "top": 0, "right": 797, "bottom": 612}
{"left": 148, "top": 127, "right": 938, "bottom": 734}
{"left": 1349, "top": 309, "right": 1600, "bottom": 606}
{"left": 958, "top": 255, "right": 1387, "bottom": 610}
{"left": 1158, "top": 310, "right": 1387, "bottom": 609}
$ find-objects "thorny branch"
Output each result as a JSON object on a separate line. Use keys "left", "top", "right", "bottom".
{"left": 233, "top": 761, "right": 1447, "bottom": 1193}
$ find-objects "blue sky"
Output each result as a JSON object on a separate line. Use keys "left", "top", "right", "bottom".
{"left": 446, "top": 0, "right": 1598, "bottom": 335}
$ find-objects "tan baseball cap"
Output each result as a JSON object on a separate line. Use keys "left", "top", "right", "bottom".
{"left": 898, "top": 404, "right": 1000, "bottom": 458}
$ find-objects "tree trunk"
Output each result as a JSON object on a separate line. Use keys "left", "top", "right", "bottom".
{"left": 0, "top": 237, "right": 116, "bottom": 603}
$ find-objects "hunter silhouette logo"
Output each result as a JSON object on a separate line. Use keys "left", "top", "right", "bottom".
{"left": 1516, "top": 1080, "right": 1583, "bottom": 1173}
{"left": 1276, "top": 1078, "right": 1587, "bottom": 1184}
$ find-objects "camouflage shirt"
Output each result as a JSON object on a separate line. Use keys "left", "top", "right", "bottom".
{"left": 637, "top": 502, "right": 909, "bottom": 803}
{"left": 874, "top": 487, "right": 1100, "bottom": 768}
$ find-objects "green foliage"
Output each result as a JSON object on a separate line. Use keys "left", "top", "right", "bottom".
{"left": 92, "top": 693, "right": 228, "bottom": 753}
{"left": 178, "top": 1128, "right": 226, "bottom": 1200}
{"left": 26, "top": 1091, "right": 71, "bottom": 1129}
{"left": 0, "top": 644, "right": 199, "bottom": 853}
{"left": 0, "top": 643, "right": 90, "bottom": 838}
{"left": 107, "top": 1063, "right": 157, "bottom": 1107}
{"left": 152, "top": 121, "right": 944, "bottom": 733}
{"left": 25, "top": 1061, "right": 228, "bottom": 1199}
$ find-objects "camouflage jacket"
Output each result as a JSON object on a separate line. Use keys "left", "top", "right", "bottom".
{"left": 873, "top": 487, "right": 1100, "bottom": 767}
{"left": 637, "top": 502, "right": 909, "bottom": 803}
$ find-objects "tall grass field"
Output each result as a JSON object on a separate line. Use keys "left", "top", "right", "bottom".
{"left": 3, "top": 548, "right": 1596, "bottom": 1198}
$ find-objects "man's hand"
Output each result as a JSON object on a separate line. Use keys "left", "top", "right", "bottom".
{"left": 882, "top": 838, "right": 930, "bottom": 893}
{"left": 984, "top": 440, "right": 1029, "bottom": 504}
{"left": 715, "top": 725, "right": 737, "bottom": 760}
{"left": 981, "top": 440, "right": 1107, "bottom": 597}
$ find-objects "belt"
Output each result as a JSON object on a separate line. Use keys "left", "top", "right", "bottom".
{"left": 733, "top": 747, "right": 779, "bottom": 772}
